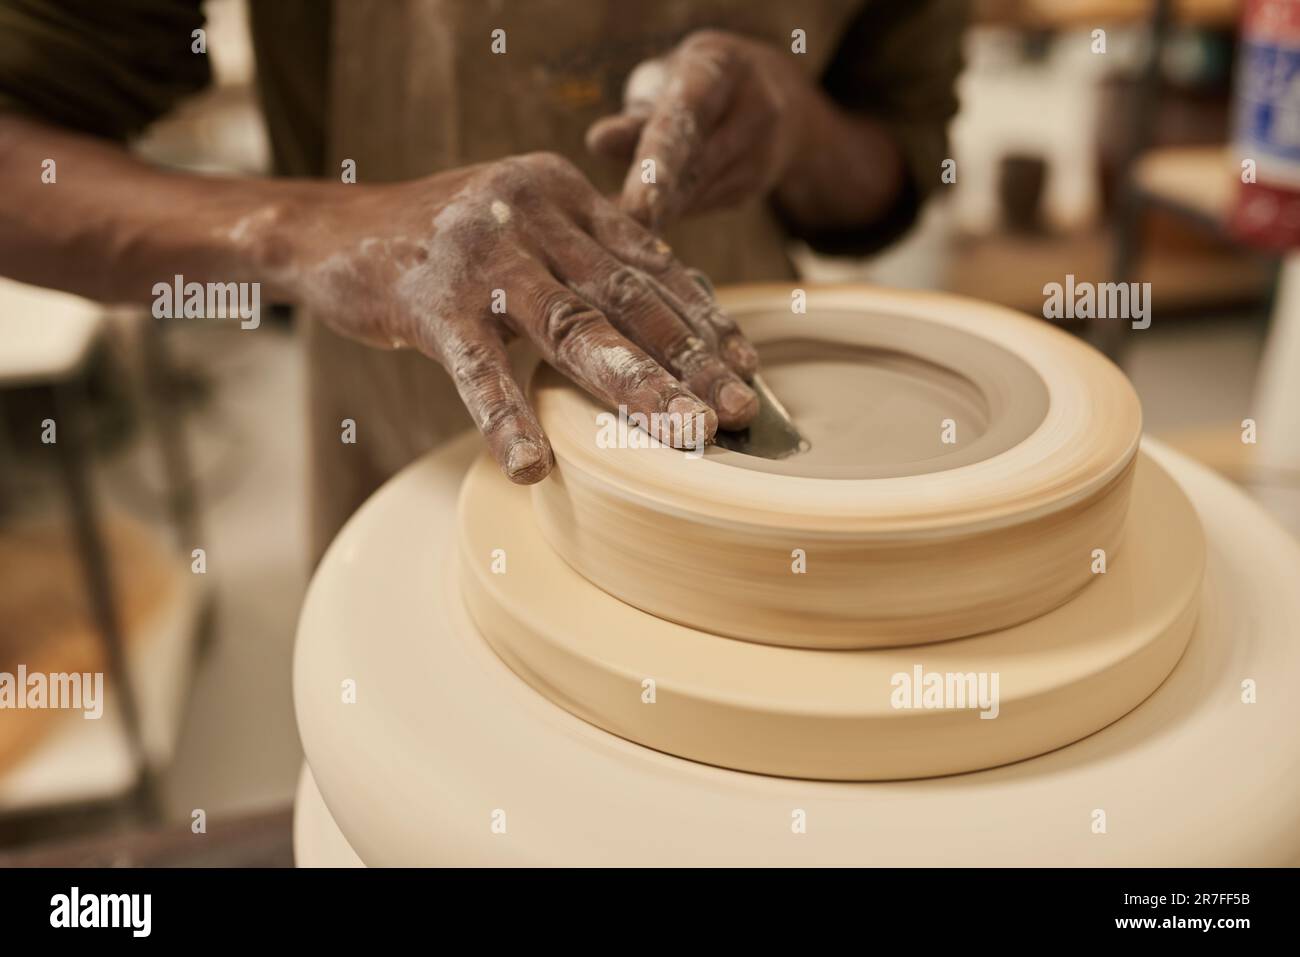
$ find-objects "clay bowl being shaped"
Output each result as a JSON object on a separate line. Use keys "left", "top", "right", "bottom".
{"left": 529, "top": 284, "right": 1142, "bottom": 649}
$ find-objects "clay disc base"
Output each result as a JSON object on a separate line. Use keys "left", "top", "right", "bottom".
{"left": 462, "top": 451, "right": 1203, "bottom": 780}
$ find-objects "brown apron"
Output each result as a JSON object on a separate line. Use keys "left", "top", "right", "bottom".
{"left": 304, "top": 0, "right": 863, "bottom": 560}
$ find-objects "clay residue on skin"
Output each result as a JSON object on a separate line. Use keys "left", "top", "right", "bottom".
{"left": 682, "top": 44, "right": 730, "bottom": 83}
{"left": 440, "top": 333, "right": 514, "bottom": 433}
{"left": 670, "top": 336, "right": 710, "bottom": 375}
{"left": 642, "top": 106, "right": 699, "bottom": 205}
{"left": 624, "top": 58, "right": 669, "bottom": 108}
{"left": 297, "top": 190, "right": 488, "bottom": 352}
{"left": 430, "top": 187, "right": 488, "bottom": 236}
{"left": 225, "top": 206, "right": 281, "bottom": 245}
{"left": 490, "top": 200, "right": 512, "bottom": 224}
{"left": 217, "top": 204, "right": 300, "bottom": 284}
{"left": 622, "top": 59, "right": 704, "bottom": 208}
{"left": 585, "top": 341, "right": 656, "bottom": 387}
{"left": 570, "top": 267, "right": 651, "bottom": 315}
{"left": 384, "top": 188, "right": 489, "bottom": 317}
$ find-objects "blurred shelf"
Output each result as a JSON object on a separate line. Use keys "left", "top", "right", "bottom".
{"left": 0, "top": 279, "right": 104, "bottom": 388}
{"left": 977, "top": 0, "right": 1240, "bottom": 28}
{"left": 133, "top": 83, "right": 271, "bottom": 176}
{"left": 1134, "top": 144, "right": 1235, "bottom": 226}
{"left": 0, "top": 513, "right": 207, "bottom": 813}
{"left": 946, "top": 226, "right": 1272, "bottom": 315}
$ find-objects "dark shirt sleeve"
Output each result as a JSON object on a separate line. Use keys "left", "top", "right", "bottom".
{"left": 787, "top": 0, "right": 968, "bottom": 256}
{"left": 0, "top": 0, "right": 211, "bottom": 140}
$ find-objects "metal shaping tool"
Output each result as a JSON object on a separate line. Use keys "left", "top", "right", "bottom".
{"left": 683, "top": 268, "right": 810, "bottom": 460}
{"left": 713, "top": 372, "right": 810, "bottom": 460}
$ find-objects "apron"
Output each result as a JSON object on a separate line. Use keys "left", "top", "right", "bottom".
{"left": 303, "top": 0, "right": 863, "bottom": 560}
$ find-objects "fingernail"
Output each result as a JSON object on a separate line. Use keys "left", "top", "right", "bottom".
{"left": 506, "top": 439, "right": 547, "bottom": 480}
{"left": 667, "top": 394, "right": 704, "bottom": 418}
{"left": 717, "top": 380, "right": 758, "bottom": 422}
{"left": 723, "top": 336, "right": 759, "bottom": 375}
{"left": 665, "top": 394, "right": 716, "bottom": 445}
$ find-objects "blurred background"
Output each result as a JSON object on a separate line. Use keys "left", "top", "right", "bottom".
{"left": 1, "top": 0, "right": 1297, "bottom": 864}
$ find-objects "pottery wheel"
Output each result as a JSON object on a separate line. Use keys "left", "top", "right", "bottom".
{"left": 291, "top": 283, "right": 1300, "bottom": 866}
{"left": 461, "top": 449, "right": 1202, "bottom": 781}
{"left": 293, "top": 432, "right": 1300, "bottom": 866}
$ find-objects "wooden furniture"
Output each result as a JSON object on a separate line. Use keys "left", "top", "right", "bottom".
{"left": 0, "top": 279, "right": 205, "bottom": 822}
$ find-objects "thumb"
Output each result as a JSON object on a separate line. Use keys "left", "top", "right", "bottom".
{"left": 584, "top": 112, "right": 647, "bottom": 161}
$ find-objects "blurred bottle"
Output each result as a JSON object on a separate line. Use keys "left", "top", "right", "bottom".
{"left": 1231, "top": 0, "right": 1300, "bottom": 248}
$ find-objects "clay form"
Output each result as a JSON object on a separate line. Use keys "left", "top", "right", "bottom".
{"left": 293, "top": 433, "right": 1300, "bottom": 866}
{"left": 460, "top": 451, "right": 1202, "bottom": 780}
{"left": 291, "top": 282, "right": 1299, "bottom": 866}
{"left": 294, "top": 766, "right": 363, "bottom": 868}
{"left": 530, "top": 284, "right": 1142, "bottom": 648}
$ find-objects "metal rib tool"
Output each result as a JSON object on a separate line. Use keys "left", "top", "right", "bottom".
{"left": 684, "top": 268, "right": 810, "bottom": 460}
{"left": 713, "top": 372, "right": 810, "bottom": 460}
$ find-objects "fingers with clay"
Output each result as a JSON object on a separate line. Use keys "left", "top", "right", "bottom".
{"left": 439, "top": 326, "right": 553, "bottom": 485}
{"left": 576, "top": 196, "right": 760, "bottom": 382}
{"left": 584, "top": 59, "right": 659, "bottom": 161}
{"left": 296, "top": 150, "right": 761, "bottom": 486}
{"left": 508, "top": 258, "right": 720, "bottom": 448}
{"left": 550, "top": 236, "right": 757, "bottom": 430}
{"left": 603, "top": 38, "right": 736, "bottom": 231}
{"left": 587, "top": 31, "right": 804, "bottom": 231}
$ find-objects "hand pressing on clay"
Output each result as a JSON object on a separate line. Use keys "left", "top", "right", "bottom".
{"left": 0, "top": 115, "right": 761, "bottom": 487}
{"left": 586, "top": 29, "right": 906, "bottom": 234}
{"left": 283, "top": 151, "right": 760, "bottom": 483}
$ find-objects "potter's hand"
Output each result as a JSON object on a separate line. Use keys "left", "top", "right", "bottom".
{"left": 0, "top": 114, "right": 760, "bottom": 486}
{"left": 292, "top": 152, "right": 760, "bottom": 483}
{"left": 586, "top": 30, "right": 908, "bottom": 236}
{"left": 586, "top": 30, "right": 816, "bottom": 230}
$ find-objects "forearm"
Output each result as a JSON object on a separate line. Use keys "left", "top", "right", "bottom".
{"left": 0, "top": 112, "right": 317, "bottom": 303}
{"left": 772, "top": 96, "right": 906, "bottom": 234}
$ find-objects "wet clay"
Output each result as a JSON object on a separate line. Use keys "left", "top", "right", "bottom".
{"left": 709, "top": 332, "right": 1048, "bottom": 478}
{"left": 530, "top": 284, "right": 1141, "bottom": 648}
{"left": 461, "top": 450, "right": 1202, "bottom": 780}
{"left": 293, "top": 432, "right": 1300, "bottom": 866}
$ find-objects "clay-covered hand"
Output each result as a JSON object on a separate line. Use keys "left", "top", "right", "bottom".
{"left": 586, "top": 30, "right": 819, "bottom": 231}
{"left": 285, "top": 152, "right": 760, "bottom": 484}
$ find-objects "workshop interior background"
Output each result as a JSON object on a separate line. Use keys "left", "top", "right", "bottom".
{"left": 1, "top": 0, "right": 1296, "bottom": 862}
